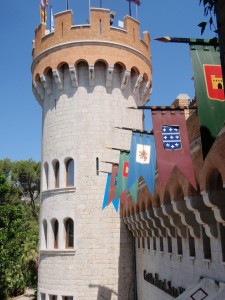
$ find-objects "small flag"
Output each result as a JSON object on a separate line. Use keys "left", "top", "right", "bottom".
{"left": 152, "top": 110, "right": 196, "bottom": 189}
{"left": 127, "top": 133, "right": 156, "bottom": 196}
{"left": 40, "top": 0, "right": 46, "bottom": 23}
{"left": 50, "top": 6, "right": 54, "bottom": 32}
{"left": 46, "top": 0, "right": 49, "bottom": 6}
{"left": 130, "top": 0, "right": 141, "bottom": 6}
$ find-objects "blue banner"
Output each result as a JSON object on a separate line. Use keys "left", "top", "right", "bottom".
{"left": 127, "top": 132, "right": 156, "bottom": 195}
{"left": 102, "top": 173, "right": 111, "bottom": 209}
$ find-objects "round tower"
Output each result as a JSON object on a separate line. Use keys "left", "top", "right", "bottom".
{"left": 32, "top": 8, "right": 152, "bottom": 300}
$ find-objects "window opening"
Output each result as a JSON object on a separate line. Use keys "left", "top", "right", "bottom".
{"left": 177, "top": 235, "right": 183, "bottom": 255}
{"left": 53, "top": 220, "right": 59, "bottom": 249}
{"left": 54, "top": 161, "right": 60, "bottom": 188}
{"left": 167, "top": 236, "right": 172, "bottom": 253}
{"left": 66, "top": 159, "right": 74, "bottom": 186}
{"left": 188, "top": 231, "right": 195, "bottom": 257}
{"left": 160, "top": 237, "right": 164, "bottom": 252}
{"left": 202, "top": 226, "right": 211, "bottom": 259}
{"left": 65, "top": 218, "right": 74, "bottom": 248}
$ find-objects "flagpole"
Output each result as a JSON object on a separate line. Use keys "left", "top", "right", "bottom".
{"left": 50, "top": 5, "right": 52, "bottom": 31}
{"left": 89, "top": 0, "right": 91, "bottom": 23}
{"left": 128, "top": 0, "right": 132, "bottom": 16}
{"left": 100, "top": 0, "right": 102, "bottom": 8}
{"left": 136, "top": 4, "right": 138, "bottom": 20}
{"left": 66, "top": 0, "right": 69, "bottom": 10}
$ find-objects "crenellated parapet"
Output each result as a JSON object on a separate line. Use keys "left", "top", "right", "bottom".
{"left": 32, "top": 9, "right": 152, "bottom": 107}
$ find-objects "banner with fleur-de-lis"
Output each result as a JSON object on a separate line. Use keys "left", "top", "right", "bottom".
{"left": 127, "top": 132, "right": 156, "bottom": 196}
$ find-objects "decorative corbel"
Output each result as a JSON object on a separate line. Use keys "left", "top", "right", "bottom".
{"left": 52, "top": 69, "right": 63, "bottom": 91}
{"left": 121, "top": 70, "right": 130, "bottom": 91}
{"left": 106, "top": 66, "right": 114, "bottom": 88}
{"left": 69, "top": 66, "right": 78, "bottom": 88}
{"left": 40, "top": 75, "right": 52, "bottom": 95}
{"left": 89, "top": 65, "right": 95, "bottom": 87}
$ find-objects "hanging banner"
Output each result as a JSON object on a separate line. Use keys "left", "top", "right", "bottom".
{"left": 115, "top": 152, "right": 129, "bottom": 199}
{"left": 127, "top": 132, "right": 156, "bottom": 196}
{"left": 189, "top": 44, "right": 225, "bottom": 158}
{"left": 108, "top": 164, "right": 119, "bottom": 206}
{"left": 152, "top": 110, "right": 196, "bottom": 189}
{"left": 102, "top": 173, "right": 111, "bottom": 210}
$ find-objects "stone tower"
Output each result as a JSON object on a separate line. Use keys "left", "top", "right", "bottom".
{"left": 32, "top": 8, "right": 152, "bottom": 300}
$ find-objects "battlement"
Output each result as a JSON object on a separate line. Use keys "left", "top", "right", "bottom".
{"left": 33, "top": 8, "right": 150, "bottom": 61}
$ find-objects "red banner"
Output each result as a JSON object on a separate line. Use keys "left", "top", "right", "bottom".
{"left": 152, "top": 110, "right": 196, "bottom": 189}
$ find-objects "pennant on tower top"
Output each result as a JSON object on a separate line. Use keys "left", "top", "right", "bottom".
{"left": 130, "top": 0, "right": 141, "bottom": 6}
{"left": 127, "top": 133, "right": 156, "bottom": 196}
{"left": 152, "top": 110, "right": 196, "bottom": 189}
{"left": 40, "top": 0, "right": 46, "bottom": 23}
{"left": 189, "top": 44, "right": 225, "bottom": 158}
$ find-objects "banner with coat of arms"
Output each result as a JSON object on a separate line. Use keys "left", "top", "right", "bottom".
{"left": 127, "top": 132, "right": 156, "bottom": 197}
{"left": 189, "top": 44, "right": 225, "bottom": 158}
{"left": 152, "top": 110, "right": 196, "bottom": 189}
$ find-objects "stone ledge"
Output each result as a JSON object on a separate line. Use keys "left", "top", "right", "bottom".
{"left": 41, "top": 187, "right": 76, "bottom": 197}
{"left": 40, "top": 249, "right": 76, "bottom": 256}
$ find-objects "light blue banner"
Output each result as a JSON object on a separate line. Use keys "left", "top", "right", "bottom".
{"left": 127, "top": 132, "right": 156, "bottom": 196}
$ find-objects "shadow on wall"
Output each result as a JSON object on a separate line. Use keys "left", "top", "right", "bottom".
{"left": 89, "top": 217, "right": 135, "bottom": 300}
{"left": 89, "top": 284, "right": 118, "bottom": 300}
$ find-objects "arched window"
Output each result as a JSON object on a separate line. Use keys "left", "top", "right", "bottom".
{"left": 52, "top": 219, "right": 59, "bottom": 249}
{"left": 65, "top": 218, "right": 74, "bottom": 248}
{"left": 43, "top": 219, "right": 47, "bottom": 249}
{"left": 44, "top": 162, "right": 49, "bottom": 190}
{"left": 53, "top": 160, "right": 60, "bottom": 188}
{"left": 66, "top": 159, "right": 74, "bottom": 187}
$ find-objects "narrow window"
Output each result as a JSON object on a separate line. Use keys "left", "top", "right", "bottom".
{"left": 153, "top": 237, "right": 156, "bottom": 251}
{"left": 49, "top": 296, "right": 57, "bottom": 300}
{"left": 41, "top": 293, "right": 46, "bottom": 300}
{"left": 63, "top": 297, "right": 73, "bottom": 300}
{"left": 202, "top": 226, "right": 211, "bottom": 259}
{"left": 44, "top": 162, "right": 49, "bottom": 190}
{"left": 99, "top": 19, "right": 102, "bottom": 33}
{"left": 65, "top": 218, "right": 74, "bottom": 248}
{"left": 142, "top": 237, "right": 145, "bottom": 249}
{"left": 188, "top": 231, "right": 195, "bottom": 257}
{"left": 96, "top": 157, "right": 99, "bottom": 176}
{"left": 54, "top": 161, "right": 60, "bottom": 188}
{"left": 147, "top": 237, "right": 150, "bottom": 250}
{"left": 66, "top": 159, "right": 74, "bottom": 186}
{"left": 43, "top": 220, "right": 47, "bottom": 249}
{"left": 220, "top": 224, "right": 225, "bottom": 262}
{"left": 53, "top": 219, "right": 59, "bottom": 249}
{"left": 137, "top": 238, "right": 140, "bottom": 249}
{"left": 177, "top": 235, "right": 183, "bottom": 255}
{"left": 167, "top": 236, "right": 172, "bottom": 253}
{"left": 160, "top": 237, "right": 164, "bottom": 252}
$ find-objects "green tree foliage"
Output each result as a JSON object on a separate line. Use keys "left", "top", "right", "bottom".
{"left": 11, "top": 159, "right": 40, "bottom": 219}
{"left": 198, "top": 0, "right": 217, "bottom": 34}
{"left": 0, "top": 159, "right": 40, "bottom": 299}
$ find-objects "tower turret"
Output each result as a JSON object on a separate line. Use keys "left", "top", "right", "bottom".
{"left": 32, "top": 8, "right": 152, "bottom": 300}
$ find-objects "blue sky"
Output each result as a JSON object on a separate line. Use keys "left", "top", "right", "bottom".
{"left": 0, "top": 0, "right": 214, "bottom": 162}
